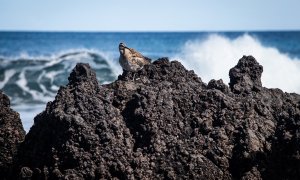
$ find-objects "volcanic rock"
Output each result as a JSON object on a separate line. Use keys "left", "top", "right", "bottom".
{"left": 0, "top": 91, "right": 25, "bottom": 179}
{"left": 13, "top": 56, "right": 300, "bottom": 179}
{"left": 229, "top": 55, "right": 263, "bottom": 94}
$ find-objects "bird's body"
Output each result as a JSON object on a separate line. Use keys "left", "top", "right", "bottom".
{"left": 119, "top": 43, "right": 150, "bottom": 72}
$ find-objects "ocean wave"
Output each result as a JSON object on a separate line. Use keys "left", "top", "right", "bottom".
{"left": 0, "top": 49, "right": 122, "bottom": 105}
{"left": 176, "top": 34, "right": 300, "bottom": 94}
{"left": 0, "top": 49, "right": 122, "bottom": 132}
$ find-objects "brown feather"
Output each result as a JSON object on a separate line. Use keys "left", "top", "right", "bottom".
{"left": 119, "top": 44, "right": 151, "bottom": 72}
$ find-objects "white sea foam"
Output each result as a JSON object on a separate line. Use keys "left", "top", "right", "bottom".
{"left": 0, "top": 69, "right": 15, "bottom": 89}
{"left": 16, "top": 69, "right": 53, "bottom": 103}
{"left": 176, "top": 34, "right": 300, "bottom": 94}
{"left": 44, "top": 71, "right": 63, "bottom": 83}
{"left": 16, "top": 70, "right": 29, "bottom": 94}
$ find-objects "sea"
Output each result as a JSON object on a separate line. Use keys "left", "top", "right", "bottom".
{"left": 1, "top": 31, "right": 300, "bottom": 132}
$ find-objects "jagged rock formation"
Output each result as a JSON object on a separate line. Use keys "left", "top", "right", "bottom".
{"left": 0, "top": 91, "right": 25, "bottom": 179}
{"left": 11, "top": 56, "right": 300, "bottom": 179}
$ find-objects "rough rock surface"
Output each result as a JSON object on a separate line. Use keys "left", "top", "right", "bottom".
{"left": 13, "top": 56, "right": 300, "bottom": 179}
{"left": 0, "top": 91, "right": 25, "bottom": 179}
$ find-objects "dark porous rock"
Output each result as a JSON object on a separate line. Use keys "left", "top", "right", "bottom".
{"left": 208, "top": 79, "right": 230, "bottom": 93}
{"left": 0, "top": 91, "right": 25, "bottom": 179}
{"left": 13, "top": 56, "right": 300, "bottom": 179}
{"left": 229, "top": 55, "right": 263, "bottom": 94}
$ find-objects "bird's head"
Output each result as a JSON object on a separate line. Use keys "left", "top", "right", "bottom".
{"left": 119, "top": 42, "right": 126, "bottom": 55}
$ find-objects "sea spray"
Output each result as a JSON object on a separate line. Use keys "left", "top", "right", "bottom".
{"left": 176, "top": 34, "right": 300, "bottom": 93}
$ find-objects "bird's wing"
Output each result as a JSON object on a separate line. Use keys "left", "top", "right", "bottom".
{"left": 129, "top": 48, "right": 144, "bottom": 58}
{"left": 129, "top": 48, "right": 151, "bottom": 63}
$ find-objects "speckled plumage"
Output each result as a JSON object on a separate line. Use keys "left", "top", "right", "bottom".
{"left": 119, "top": 43, "right": 150, "bottom": 72}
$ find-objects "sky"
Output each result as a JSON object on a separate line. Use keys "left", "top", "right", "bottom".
{"left": 0, "top": 0, "right": 299, "bottom": 31}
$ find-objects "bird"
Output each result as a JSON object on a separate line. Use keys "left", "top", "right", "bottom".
{"left": 119, "top": 42, "right": 150, "bottom": 72}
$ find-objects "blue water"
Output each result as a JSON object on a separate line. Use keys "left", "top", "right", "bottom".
{"left": 1, "top": 32, "right": 300, "bottom": 59}
{"left": 1, "top": 31, "right": 300, "bottom": 132}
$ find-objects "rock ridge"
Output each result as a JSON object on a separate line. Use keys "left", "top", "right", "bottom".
{"left": 0, "top": 91, "right": 25, "bottom": 179}
{"left": 1, "top": 56, "right": 300, "bottom": 179}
